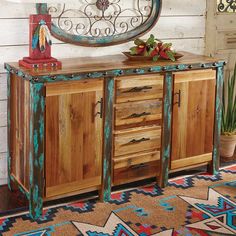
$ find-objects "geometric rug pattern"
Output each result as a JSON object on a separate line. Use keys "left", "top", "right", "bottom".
{"left": 0, "top": 164, "right": 235, "bottom": 235}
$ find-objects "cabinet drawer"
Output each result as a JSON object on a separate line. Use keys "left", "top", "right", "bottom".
{"left": 114, "top": 126, "right": 161, "bottom": 157}
{"left": 113, "top": 160, "right": 160, "bottom": 185}
{"left": 114, "top": 151, "right": 160, "bottom": 169}
{"left": 115, "top": 99, "right": 162, "bottom": 129}
{"left": 115, "top": 74, "right": 163, "bottom": 103}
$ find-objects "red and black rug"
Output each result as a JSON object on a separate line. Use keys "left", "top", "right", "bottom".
{"left": 0, "top": 165, "right": 236, "bottom": 235}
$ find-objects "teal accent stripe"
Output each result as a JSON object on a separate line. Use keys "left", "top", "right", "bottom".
{"left": 102, "top": 77, "right": 114, "bottom": 201}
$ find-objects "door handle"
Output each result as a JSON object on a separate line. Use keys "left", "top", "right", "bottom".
{"left": 96, "top": 98, "right": 103, "bottom": 119}
{"left": 129, "top": 137, "right": 150, "bottom": 144}
{"left": 174, "top": 90, "right": 181, "bottom": 107}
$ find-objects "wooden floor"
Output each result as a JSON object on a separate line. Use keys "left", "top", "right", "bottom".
{"left": 0, "top": 158, "right": 235, "bottom": 217}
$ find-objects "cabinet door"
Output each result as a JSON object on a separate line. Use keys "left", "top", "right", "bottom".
{"left": 171, "top": 70, "right": 216, "bottom": 170}
{"left": 45, "top": 79, "right": 103, "bottom": 198}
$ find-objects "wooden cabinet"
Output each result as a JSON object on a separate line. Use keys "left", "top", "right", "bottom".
{"left": 171, "top": 70, "right": 216, "bottom": 170}
{"left": 45, "top": 79, "right": 103, "bottom": 198}
{"left": 5, "top": 52, "right": 225, "bottom": 219}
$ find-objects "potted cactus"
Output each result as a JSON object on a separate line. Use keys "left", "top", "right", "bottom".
{"left": 220, "top": 63, "right": 236, "bottom": 159}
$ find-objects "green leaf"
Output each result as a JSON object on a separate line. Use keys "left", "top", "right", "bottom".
{"left": 134, "top": 38, "right": 145, "bottom": 46}
{"left": 166, "top": 50, "right": 176, "bottom": 61}
{"left": 130, "top": 46, "right": 138, "bottom": 55}
{"left": 153, "top": 55, "right": 160, "bottom": 62}
{"left": 146, "top": 34, "right": 155, "bottom": 46}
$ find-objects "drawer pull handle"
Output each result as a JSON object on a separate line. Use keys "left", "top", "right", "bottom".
{"left": 124, "top": 86, "right": 153, "bottom": 93}
{"left": 130, "top": 163, "right": 148, "bottom": 169}
{"left": 127, "top": 112, "right": 151, "bottom": 119}
{"left": 129, "top": 137, "right": 150, "bottom": 144}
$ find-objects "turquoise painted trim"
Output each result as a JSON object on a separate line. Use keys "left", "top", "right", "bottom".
{"left": 102, "top": 77, "right": 114, "bottom": 201}
{"left": 29, "top": 82, "right": 45, "bottom": 219}
{"left": 160, "top": 72, "right": 173, "bottom": 187}
{"left": 4, "top": 61, "right": 226, "bottom": 84}
{"left": 37, "top": 1, "right": 162, "bottom": 46}
{"left": 7, "top": 71, "right": 12, "bottom": 191}
{"left": 212, "top": 66, "right": 224, "bottom": 174}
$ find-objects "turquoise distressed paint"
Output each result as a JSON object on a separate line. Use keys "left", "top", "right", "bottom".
{"left": 212, "top": 66, "right": 224, "bottom": 174}
{"left": 161, "top": 72, "right": 173, "bottom": 187}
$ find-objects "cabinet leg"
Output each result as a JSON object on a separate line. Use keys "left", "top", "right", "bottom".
{"left": 28, "top": 83, "right": 45, "bottom": 219}
{"left": 212, "top": 66, "right": 224, "bottom": 175}
{"left": 101, "top": 77, "right": 114, "bottom": 202}
{"left": 159, "top": 72, "right": 173, "bottom": 187}
{"left": 7, "top": 72, "right": 12, "bottom": 192}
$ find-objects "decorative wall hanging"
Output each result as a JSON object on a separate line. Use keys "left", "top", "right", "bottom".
{"left": 37, "top": 0, "right": 162, "bottom": 46}
{"left": 217, "top": 0, "right": 236, "bottom": 13}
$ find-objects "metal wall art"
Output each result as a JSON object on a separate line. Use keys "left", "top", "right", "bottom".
{"left": 217, "top": 0, "right": 236, "bottom": 13}
{"left": 37, "top": 0, "right": 162, "bottom": 46}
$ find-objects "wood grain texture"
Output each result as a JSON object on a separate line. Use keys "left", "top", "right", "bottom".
{"left": 171, "top": 70, "right": 216, "bottom": 170}
{"left": 115, "top": 74, "right": 163, "bottom": 103}
{"left": 9, "top": 74, "right": 30, "bottom": 191}
{"left": 113, "top": 151, "right": 160, "bottom": 169}
{"left": 212, "top": 66, "right": 224, "bottom": 174}
{"left": 113, "top": 160, "right": 160, "bottom": 186}
{"left": 5, "top": 52, "right": 223, "bottom": 78}
{"left": 159, "top": 72, "right": 173, "bottom": 187}
{"left": 45, "top": 79, "right": 103, "bottom": 198}
{"left": 101, "top": 77, "right": 114, "bottom": 202}
{"left": 114, "top": 126, "right": 161, "bottom": 157}
{"left": 29, "top": 82, "right": 45, "bottom": 219}
{"left": 115, "top": 99, "right": 163, "bottom": 129}
{"left": 171, "top": 153, "right": 212, "bottom": 170}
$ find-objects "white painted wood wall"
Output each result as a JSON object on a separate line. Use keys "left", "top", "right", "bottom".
{"left": 0, "top": 0, "right": 206, "bottom": 185}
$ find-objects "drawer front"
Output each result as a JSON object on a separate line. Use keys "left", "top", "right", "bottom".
{"left": 113, "top": 160, "right": 160, "bottom": 185}
{"left": 115, "top": 99, "right": 162, "bottom": 129}
{"left": 114, "top": 126, "right": 161, "bottom": 157}
{"left": 116, "top": 74, "right": 163, "bottom": 103}
{"left": 114, "top": 151, "right": 160, "bottom": 169}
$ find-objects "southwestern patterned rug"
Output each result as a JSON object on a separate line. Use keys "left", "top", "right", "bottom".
{"left": 0, "top": 165, "right": 236, "bottom": 236}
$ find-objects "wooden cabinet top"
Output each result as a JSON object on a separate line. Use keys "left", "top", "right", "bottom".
{"left": 5, "top": 52, "right": 225, "bottom": 83}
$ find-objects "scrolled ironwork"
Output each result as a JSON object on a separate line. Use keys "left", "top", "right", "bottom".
{"left": 36, "top": 0, "right": 162, "bottom": 46}
{"left": 217, "top": 0, "right": 236, "bottom": 12}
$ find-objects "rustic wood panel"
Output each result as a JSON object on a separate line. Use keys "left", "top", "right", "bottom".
{"left": 113, "top": 151, "right": 160, "bottom": 169}
{"left": 113, "top": 160, "right": 160, "bottom": 186}
{"left": 45, "top": 79, "right": 103, "bottom": 198}
{"left": 115, "top": 74, "right": 163, "bottom": 103}
{"left": 0, "top": 0, "right": 206, "bottom": 18}
{"left": 115, "top": 99, "right": 163, "bottom": 129}
{"left": 0, "top": 16, "right": 205, "bottom": 46}
{"left": 171, "top": 153, "right": 212, "bottom": 170}
{"left": 171, "top": 70, "right": 216, "bottom": 169}
{"left": 114, "top": 126, "right": 161, "bottom": 157}
{"left": 9, "top": 74, "right": 30, "bottom": 191}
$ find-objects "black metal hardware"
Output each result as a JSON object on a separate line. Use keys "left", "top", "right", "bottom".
{"left": 129, "top": 137, "right": 150, "bottom": 144}
{"left": 126, "top": 112, "right": 151, "bottom": 119}
{"left": 96, "top": 98, "right": 103, "bottom": 118}
{"left": 124, "top": 86, "right": 153, "bottom": 93}
{"left": 174, "top": 90, "right": 181, "bottom": 107}
{"left": 130, "top": 163, "right": 149, "bottom": 170}
{"left": 188, "top": 65, "right": 193, "bottom": 69}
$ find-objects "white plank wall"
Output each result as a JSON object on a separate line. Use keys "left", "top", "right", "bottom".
{"left": 0, "top": 0, "right": 206, "bottom": 185}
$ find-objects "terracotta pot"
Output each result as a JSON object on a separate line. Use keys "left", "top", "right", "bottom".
{"left": 220, "top": 135, "right": 236, "bottom": 158}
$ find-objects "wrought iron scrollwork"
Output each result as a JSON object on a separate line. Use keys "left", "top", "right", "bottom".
{"left": 218, "top": 0, "right": 236, "bottom": 12}
{"left": 36, "top": 0, "right": 162, "bottom": 46}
